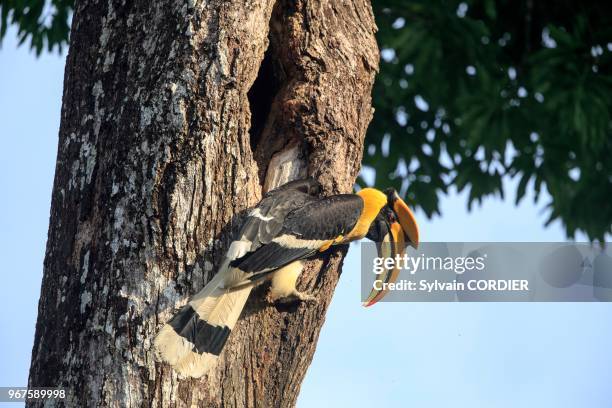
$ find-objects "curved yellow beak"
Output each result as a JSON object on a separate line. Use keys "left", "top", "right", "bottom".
{"left": 363, "top": 191, "right": 419, "bottom": 307}
{"left": 363, "top": 221, "right": 406, "bottom": 307}
{"left": 391, "top": 193, "right": 419, "bottom": 249}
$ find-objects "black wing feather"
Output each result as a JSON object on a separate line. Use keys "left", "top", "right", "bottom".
{"left": 231, "top": 243, "right": 315, "bottom": 274}
{"left": 281, "top": 194, "right": 364, "bottom": 240}
{"left": 235, "top": 179, "right": 321, "bottom": 252}
{"left": 230, "top": 195, "right": 363, "bottom": 278}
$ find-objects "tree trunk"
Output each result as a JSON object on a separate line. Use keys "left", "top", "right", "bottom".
{"left": 28, "top": 0, "right": 378, "bottom": 406}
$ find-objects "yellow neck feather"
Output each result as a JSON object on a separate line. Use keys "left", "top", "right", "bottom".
{"left": 345, "top": 188, "right": 387, "bottom": 240}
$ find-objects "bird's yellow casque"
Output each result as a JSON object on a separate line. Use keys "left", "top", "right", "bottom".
{"left": 153, "top": 178, "right": 419, "bottom": 378}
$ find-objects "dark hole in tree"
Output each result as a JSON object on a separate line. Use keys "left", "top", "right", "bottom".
{"left": 248, "top": 45, "right": 281, "bottom": 152}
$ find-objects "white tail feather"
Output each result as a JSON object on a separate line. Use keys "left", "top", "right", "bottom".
{"left": 153, "top": 269, "right": 253, "bottom": 378}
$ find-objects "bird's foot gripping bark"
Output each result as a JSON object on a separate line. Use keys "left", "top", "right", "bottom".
{"left": 271, "top": 289, "right": 318, "bottom": 305}
{"left": 266, "top": 260, "right": 317, "bottom": 305}
{"left": 291, "top": 290, "right": 317, "bottom": 303}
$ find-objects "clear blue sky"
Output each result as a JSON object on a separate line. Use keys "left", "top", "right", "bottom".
{"left": 1, "top": 29, "right": 610, "bottom": 407}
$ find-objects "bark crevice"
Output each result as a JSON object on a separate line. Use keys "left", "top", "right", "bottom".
{"left": 247, "top": 2, "right": 307, "bottom": 193}
{"left": 247, "top": 45, "right": 282, "bottom": 154}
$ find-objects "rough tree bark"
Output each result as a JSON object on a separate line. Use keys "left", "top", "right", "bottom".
{"left": 28, "top": 0, "right": 378, "bottom": 406}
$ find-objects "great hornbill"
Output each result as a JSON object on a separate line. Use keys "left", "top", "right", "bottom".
{"left": 154, "top": 178, "right": 419, "bottom": 377}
